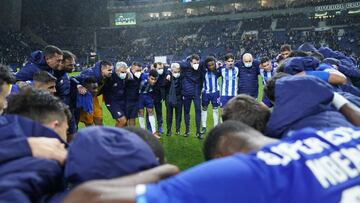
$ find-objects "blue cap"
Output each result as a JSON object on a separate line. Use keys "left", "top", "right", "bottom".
{"left": 65, "top": 126, "right": 159, "bottom": 184}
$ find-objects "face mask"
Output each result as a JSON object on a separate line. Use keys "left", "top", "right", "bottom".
{"left": 134, "top": 72, "right": 142, "bottom": 79}
{"left": 157, "top": 69, "right": 164, "bottom": 75}
{"left": 192, "top": 64, "right": 199, "bottom": 70}
{"left": 118, "top": 73, "right": 127, "bottom": 79}
{"left": 173, "top": 73, "right": 180, "bottom": 78}
{"left": 244, "top": 62, "right": 252, "bottom": 68}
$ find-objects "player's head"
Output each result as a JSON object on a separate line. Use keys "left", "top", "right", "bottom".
{"left": 100, "top": 60, "right": 113, "bottom": 78}
{"left": 280, "top": 44, "right": 292, "bottom": 59}
{"left": 6, "top": 89, "right": 70, "bottom": 141}
{"left": 264, "top": 72, "right": 291, "bottom": 103}
{"left": 44, "top": 45, "right": 63, "bottom": 70}
{"left": 115, "top": 61, "right": 128, "bottom": 79}
{"left": 0, "top": 65, "right": 15, "bottom": 114}
{"left": 82, "top": 76, "right": 98, "bottom": 95}
{"left": 242, "top": 53, "right": 253, "bottom": 68}
{"left": 148, "top": 69, "right": 158, "bottom": 86}
{"left": 131, "top": 62, "right": 142, "bottom": 79}
{"left": 222, "top": 94, "right": 271, "bottom": 133}
{"left": 171, "top": 63, "right": 181, "bottom": 78}
{"left": 260, "top": 56, "right": 272, "bottom": 70}
{"left": 33, "top": 71, "right": 57, "bottom": 95}
{"left": 224, "top": 53, "right": 234, "bottom": 69}
{"left": 205, "top": 56, "right": 216, "bottom": 72}
{"left": 61, "top": 50, "right": 76, "bottom": 73}
{"left": 153, "top": 62, "right": 164, "bottom": 75}
{"left": 189, "top": 54, "right": 200, "bottom": 70}
{"left": 124, "top": 126, "right": 165, "bottom": 164}
{"left": 204, "top": 120, "right": 274, "bottom": 160}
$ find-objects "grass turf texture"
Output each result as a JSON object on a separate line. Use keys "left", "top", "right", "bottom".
{"left": 72, "top": 72, "right": 264, "bottom": 170}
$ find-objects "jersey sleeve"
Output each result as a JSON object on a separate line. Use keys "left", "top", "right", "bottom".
{"left": 305, "top": 71, "right": 330, "bottom": 82}
{"left": 139, "top": 155, "right": 264, "bottom": 203}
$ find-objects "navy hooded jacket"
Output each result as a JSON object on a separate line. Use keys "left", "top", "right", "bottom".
{"left": 235, "top": 60, "right": 260, "bottom": 98}
{"left": 54, "top": 70, "right": 71, "bottom": 105}
{"left": 0, "top": 115, "right": 65, "bottom": 203}
{"left": 44, "top": 126, "right": 159, "bottom": 203}
{"left": 282, "top": 56, "right": 320, "bottom": 75}
{"left": 103, "top": 70, "right": 126, "bottom": 104}
{"left": 180, "top": 60, "right": 203, "bottom": 97}
{"left": 16, "top": 51, "right": 54, "bottom": 81}
{"left": 265, "top": 76, "right": 353, "bottom": 138}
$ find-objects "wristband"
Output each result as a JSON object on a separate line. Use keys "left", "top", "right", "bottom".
{"left": 332, "top": 92, "right": 349, "bottom": 110}
{"left": 136, "top": 184, "right": 147, "bottom": 203}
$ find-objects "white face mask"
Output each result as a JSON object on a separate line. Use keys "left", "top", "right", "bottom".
{"left": 118, "top": 72, "right": 127, "bottom": 79}
{"left": 173, "top": 73, "right": 180, "bottom": 78}
{"left": 157, "top": 69, "right": 164, "bottom": 75}
{"left": 244, "top": 62, "right": 253, "bottom": 68}
{"left": 192, "top": 63, "right": 199, "bottom": 70}
{"left": 134, "top": 72, "right": 142, "bottom": 79}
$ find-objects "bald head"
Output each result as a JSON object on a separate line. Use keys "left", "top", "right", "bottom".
{"left": 242, "top": 53, "right": 253, "bottom": 68}
{"left": 203, "top": 121, "right": 276, "bottom": 160}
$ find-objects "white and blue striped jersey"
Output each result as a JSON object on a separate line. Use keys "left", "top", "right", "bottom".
{"left": 203, "top": 70, "right": 220, "bottom": 94}
{"left": 219, "top": 66, "right": 239, "bottom": 96}
{"left": 260, "top": 63, "right": 277, "bottom": 85}
{"left": 139, "top": 74, "right": 153, "bottom": 94}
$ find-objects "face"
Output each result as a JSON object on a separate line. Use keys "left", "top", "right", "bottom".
{"left": 101, "top": 65, "right": 113, "bottom": 78}
{"left": 171, "top": 67, "right": 180, "bottom": 75}
{"left": 260, "top": 61, "right": 272, "bottom": 71}
{"left": 190, "top": 59, "right": 200, "bottom": 69}
{"left": 156, "top": 63, "right": 164, "bottom": 70}
{"left": 0, "top": 83, "right": 11, "bottom": 114}
{"left": 61, "top": 58, "right": 76, "bottom": 73}
{"left": 34, "top": 81, "right": 56, "bottom": 95}
{"left": 115, "top": 67, "right": 127, "bottom": 75}
{"left": 46, "top": 53, "right": 63, "bottom": 70}
{"left": 281, "top": 50, "right": 291, "bottom": 59}
{"left": 207, "top": 61, "right": 216, "bottom": 71}
{"left": 85, "top": 83, "right": 99, "bottom": 95}
{"left": 243, "top": 56, "right": 253, "bottom": 64}
{"left": 131, "top": 65, "right": 142, "bottom": 74}
{"left": 148, "top": 76, "right": 157, "bottom": 86}
{"left": 225, "top": 58, "right": 234, "bottom": 68}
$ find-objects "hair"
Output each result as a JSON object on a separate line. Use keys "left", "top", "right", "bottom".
{"left": 205, "top": 56, "right": 216, "bottom": 65}
{"left": 189, "top": 54, "right": 200, "bottom": 61}
{"left": 124, "top": 126, "right": 165, "bottom": 164}
{"left": 44, "top": 45, "right": 63, "bottom": 58}
{"left": 224, "top": 53, "right": 234, "bottom": 61}
{"left": 0, "top": 64, "right": 16, "bottom": 87}
{"left": 148, "top": 69, "right": 159, "bottom": 78}
{"left": 153, "top": 62, "right": 163, "bottom": 69}
{"left": 62, "top": 50, "right": 77, "bottom": 61}
{"left": 33, "top": 71, "right": 57, "bottom": 83}
{"left": 203, "top": 120, "right": 260, "bottom": 161}
{"left": 264, "top": 72, "right": 291, "bottom": 102}
{"left": 280, "top": 44, "right": 292, "bottom": 52}
{"left": 82, "top": 76, "right": 98, "bottom": 87}
{"left": 132, "top": 61, "right": 142, "bottom": 67}
{"left": 100, "top": 60, "right": 112, "bottom": 68}
{"left": 115, "top": 61, "right": 128, "bottom": 70}
{"left": 222, "top": 95, "right": 271, "bottom": 133}
{"left": 6, "top": 89, "right": 71, "bottom": 125}
{"left": 171, "top": 63, "right": 180, "bottom": 70}
{"left": 260, "top": 56, "right": 271, "bottom": 64}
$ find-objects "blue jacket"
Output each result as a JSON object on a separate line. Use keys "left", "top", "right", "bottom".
{"left": 125, "top": 71, "right": 141, "bottom": 102}
{"left": 152, "top": 69, "right": 169, "bottom": 103}
{"left": 0, "top": 115, "right": 64, "bottom": 203}
{"left": 103, "top": 70, "right": 126, "bottom": 104}
{"left": 54, "top": 70, "right": 71, "bottom": 105}
{"left": 235, "top": 60, "right": 260, "bottom": 98}
{"left": 180, "top": 60, "right": 203, "bottom": 97}
{"left": 319, "top": 47, "right": 360, "bottom": 78}
{"left": 265, "top": 76, "right": 353, "bottom": 138}
{"left": 282, "top": 56, "right": 320, "bottom": 75}
{"left": 16, "top": 51, "right": 54, "bottom": 81}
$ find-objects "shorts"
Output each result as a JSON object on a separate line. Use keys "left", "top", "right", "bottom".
{"left": 139, "top": 94, "right": 154, "bottom": 109}
{"left": 79, "top": 96, "right": 103, "bottom": 125}
{"left": 202, "top": 92, "right": 220, "bottom": 108}
{"left": 220, "top": 96, "right": 234, "bottom": 108}
{"left": 126, "top": 100, "right": 139, "bottom": 119}
{"left": 106, "top": 101, "right": 126, "bottom": 119}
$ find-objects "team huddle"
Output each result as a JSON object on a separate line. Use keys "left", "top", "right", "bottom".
{"left": 0, "top": 41, "right": 360, "bottom": 202}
